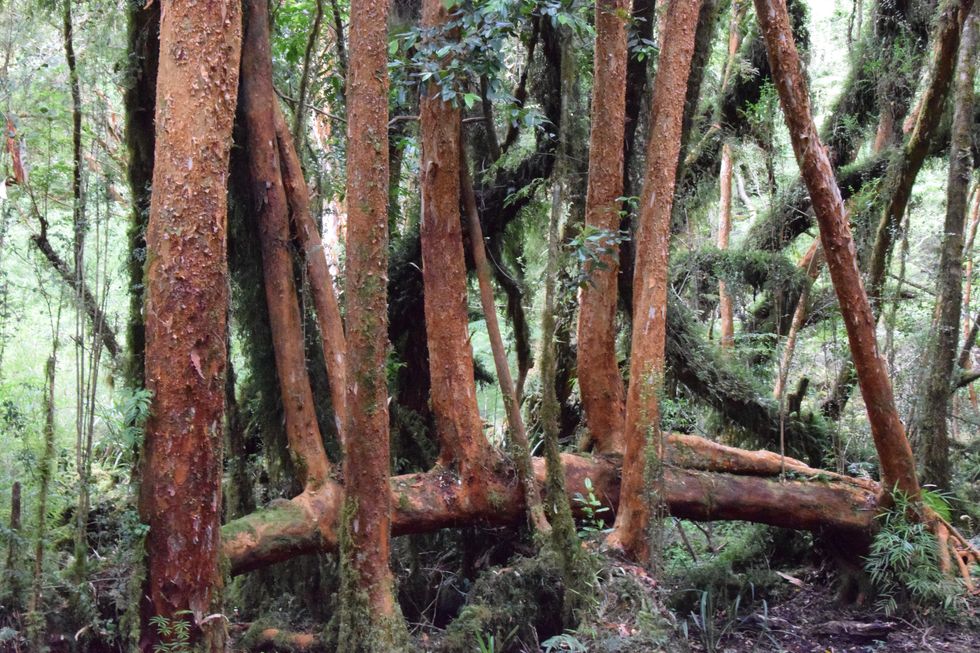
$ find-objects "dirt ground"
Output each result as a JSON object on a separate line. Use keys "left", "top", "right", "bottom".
{"left": 683, "top": 574, "right": 980, "bottom": 653}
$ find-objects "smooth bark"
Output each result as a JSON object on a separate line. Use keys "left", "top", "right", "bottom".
{"left": 608, "top": 0, "right": 703, "bottom": 562}
{"left": 577, "top": 0, "right": 629, "bottom": 455}
{"left": 274, "top": 106, "right": 348, "bottom": 449}
{"left": 241, "top": 0, "right": 330, "bottom": 489}
{"left": 419, "top": 0, "right": 495, "bottom": 480}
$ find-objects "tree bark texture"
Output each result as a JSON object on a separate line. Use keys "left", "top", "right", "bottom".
{"left": 918, "top": 9, "right": 977, "bottom": 491}
{"left": 962, "top": 185, "right": 980, "bottom": 406}
{"left": 339, "top": 0, "right": 404, "bottom": 648}
{"left": 754, "top": 0, "right": 920, "bottom": 500}
{"left": 609, "top": 0, "right": 703, "bottom": 562}
{"left": 139, "top": 1, "right": 241, "bottom": 649}
{"left": 222, "top": 433, "right": 879, "bottom": 576}
{"left": 419, "top": 0, "right": 495, "bottom": 481}
{"left": 577, "top": 0, "right": 629, "bottom": 456}
{"left": 274, "top": 106, "right": 348, "bottom": 449}
{"left": 241, "top": 0, "right": 331, "bottom": 490}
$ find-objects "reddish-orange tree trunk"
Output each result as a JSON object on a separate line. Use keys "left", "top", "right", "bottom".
{"left": 608, "top": 0, "right": 703, "bottom": 562}
{"left": 718, "top": 142, "right": 735, "bottom": 350}
{"left": 338, "top": 0, "right": 405, "bottom": 649}
{"left": 222, "top": 434, "right": 881, "bottom": 575}
{"left": 241, "top": 0, "right": 330, "bottom": 490}
{"left": 754, "top": 0, "right": 920, "bottom": 500}
{"left": 139, "top": 0, "right": 241, "bottom": 650}
{"left": 577, "top": 0, "right": 629, "bottom": 455}
{"left": 419, "top": 0, "right": 495, "bottom": 485}
{"left": 274, "top": 106, "right": 348, "bottom": 449}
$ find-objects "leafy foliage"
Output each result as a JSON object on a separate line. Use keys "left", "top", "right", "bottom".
{"left": 864, "top": 491, "right": 963, "bottom": 619}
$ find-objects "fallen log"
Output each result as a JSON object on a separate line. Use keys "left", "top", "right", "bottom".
{"left": 223, "top": 436, "right": 879, "bottom": 575}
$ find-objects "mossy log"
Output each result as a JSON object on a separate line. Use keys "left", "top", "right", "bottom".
{"left": 222, "top": 434, "right": 878, "bottom": 576}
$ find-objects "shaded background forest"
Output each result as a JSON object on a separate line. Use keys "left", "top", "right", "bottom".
{"left": 0, "top": 0, "right": 979, "bottom": 651}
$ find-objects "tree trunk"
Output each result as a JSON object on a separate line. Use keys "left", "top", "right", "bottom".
{"left": 774, "top": 241, "right": 824, "bottom": 399}
{"left": 867, "top": 0, "right": 975, "bottom": 312}
{"left": 274, "top": 106, "right": 348, "bottom": 449}
{"left": 138, "top": 0, "right": 241, "bottom": 649}
{"left": 419, "top": 0, "right": 495, "bottom": 482}
{"left": 241, "top": 0, "right": 331, "bottom": 490}
{"left": 608, "top": 0, "right": 703, "bottom": 563}
{"left": 28, "top": 355, "right": 56, "bottom": 649}
{"left": 4, "top": 481, "right": 20, "bottom": 605}
{"left": 461, "top": 153, "right": 548, "bottom": 534}
{"left": 222, "top": 433, "right": 880, "bottom": 576}
{"left": 718, "top": 143, "right": 735, "bottom": 349}
{"left": 577, "top": 0, "right": 629, "bottom": 455}
{"left": 122, "top": 0, "right": 158, "bottom": 385}
{"left": 753, "top": 0, "right": 920, "bottom": 500}
{"left": 962, "top": 185, "right": 980, "bottom": 406}
{"left": 918, "top": 9, "right": 977, "bottom": 491}
{"left": 338, "top": 0, "right": 406, "bottom": 649}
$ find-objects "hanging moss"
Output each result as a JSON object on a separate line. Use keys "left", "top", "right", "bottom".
{"left": 665, "top": 297, "right": 830, "bottom": 466}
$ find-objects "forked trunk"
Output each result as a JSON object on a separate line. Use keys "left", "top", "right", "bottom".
{"left": 419, "top": 0, "right": 495, "bottom": 485}
{"left": 241, "top": 0, "right": 331, "bottom": 489}
{"left": 274, "top": 105, "right": 348, "bottom": 449}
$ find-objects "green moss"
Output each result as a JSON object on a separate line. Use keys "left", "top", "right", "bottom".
{"left": 486, "top": 490, "right": 505, "bottom": 512}
{"left": 336, "top": 498, "right": 409, "bottom": 653}
{"left": 439, "top": 551, "right": 567, "bottom": 653}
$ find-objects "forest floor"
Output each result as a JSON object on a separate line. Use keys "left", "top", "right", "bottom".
{"left": 683, "top": 578, "right": 980, "bottom": 653}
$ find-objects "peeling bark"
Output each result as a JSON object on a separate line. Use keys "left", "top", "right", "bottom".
{"left": 577, "top": 0, "right": 629, "bottom": 456}
{"left": 340, "top": 0, "right": 404, "bottom": 647}
{"left": 139, "top": 0, "right": 241, "bottom": 649}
